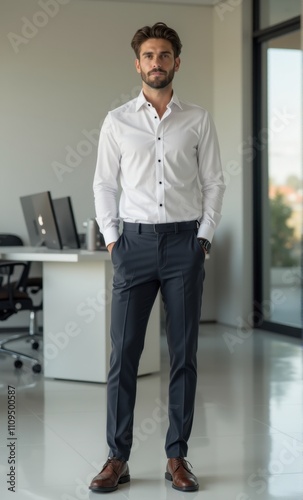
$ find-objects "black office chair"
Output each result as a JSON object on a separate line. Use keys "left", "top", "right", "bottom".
{"left": 0, "top": 234, "right": 43, "bottom": 371}
{"left": 0, "top": 261, "right": 42, "bottom": 372}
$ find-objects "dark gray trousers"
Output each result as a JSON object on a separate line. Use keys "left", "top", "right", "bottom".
{"left": 107, "top": 221, "right": 205, "bottom": 460}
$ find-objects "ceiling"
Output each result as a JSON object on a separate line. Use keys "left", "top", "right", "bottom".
{"left": 93, "top": 0, "right": 222, "bottom": 5}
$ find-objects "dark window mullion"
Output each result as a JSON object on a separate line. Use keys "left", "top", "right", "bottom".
{"left": 253, "top": 16, "right": 301, "bottom": 42}
{"left": 252, "top": 36, "right": 263, "bottom": 319}
{"left": 253, "top": 0, "right": 260, "bottom": 31}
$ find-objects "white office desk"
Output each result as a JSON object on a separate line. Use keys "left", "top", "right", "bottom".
{"left": 0, "top": 247, "right": 160, "bottom": 382}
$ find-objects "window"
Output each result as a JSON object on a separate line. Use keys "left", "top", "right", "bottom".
{"left": 259, "top": 0, "right": 301, "bottom": 29}
{"left": 253, "top": 1, "right": 302, "bottom": 337}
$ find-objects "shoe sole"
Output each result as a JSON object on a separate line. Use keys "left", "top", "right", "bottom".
{"left": 89, "top": 474, "right": 130, "bottom": 493}
{"left": 165, "top": 472, "right": 199, "bottom": 492}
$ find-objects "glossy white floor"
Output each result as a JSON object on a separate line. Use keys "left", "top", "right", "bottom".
{"left": 0, "top": 323, "right": 302, "bottom": 500}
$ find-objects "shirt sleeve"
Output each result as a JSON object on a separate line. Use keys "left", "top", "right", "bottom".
{"left": 93, "top": 114, "right": 121, "bottom": 246}
{"left": 196, "top": 111, "right": 226, "bottom": 242}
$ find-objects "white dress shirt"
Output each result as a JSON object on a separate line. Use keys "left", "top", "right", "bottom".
{"left": 93, "top": 90, "right": 225, "bottom": 246}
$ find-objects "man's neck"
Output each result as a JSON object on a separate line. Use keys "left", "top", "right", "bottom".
{"left": 142, "top": 85, "right": 173, "bottom": 119}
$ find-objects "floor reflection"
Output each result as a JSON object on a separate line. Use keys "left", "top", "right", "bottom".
{"left": 0, "top": 324, "right": 302, "bottom": 500}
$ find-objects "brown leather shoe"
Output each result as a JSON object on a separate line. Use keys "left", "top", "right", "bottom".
{"left": 89, "top": 457, "right": 130, "bottom": 493}
{"left": 165, "top": 457, "right": 199, "bottom": 492}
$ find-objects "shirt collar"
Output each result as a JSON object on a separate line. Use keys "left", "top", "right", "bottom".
{"left": 135, "top": 90, "right": 183, "bottom": 111}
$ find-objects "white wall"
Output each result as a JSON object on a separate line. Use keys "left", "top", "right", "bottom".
{"left": 4, "top": 0, "right": 299, "bottom": 331}
{"left": 1, "top": 0, "right": 214, "bottom": 238}
{"left": 212, "top": 0, "right": 253, "bottom": 327}
{"left": 1, "top": 0, "right": 217, "bottom": 325}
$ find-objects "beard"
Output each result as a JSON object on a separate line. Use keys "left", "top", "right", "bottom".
{"left": 140, "top": 67, "right": 175, "bottom": 89}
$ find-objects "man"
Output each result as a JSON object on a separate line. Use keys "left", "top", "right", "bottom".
{"left": 90, "top": 22, "right": 225, "bottom": 493}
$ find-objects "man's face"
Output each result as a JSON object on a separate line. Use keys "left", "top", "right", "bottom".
{"left": 135, "top": 38, "right": 180, "bottom": 89}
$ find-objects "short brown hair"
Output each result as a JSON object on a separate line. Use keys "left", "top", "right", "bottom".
{"left": 131, "top": 22, "right": 182, "bottom": 59}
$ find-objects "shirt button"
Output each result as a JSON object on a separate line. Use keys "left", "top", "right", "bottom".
{"left": 160, "top": 204, "right": 163, "bottom": 207}
{"left": 159, "top": 182, "right": 162, "bottom": 184}
{"left": 158, "top": 159, "right": 161, "bottom": 162}
{"left": 158, "top": 137, "right": 161, "bottom": 140}
{"left": 154, "top": 116, "right": 157, "bottom": 119}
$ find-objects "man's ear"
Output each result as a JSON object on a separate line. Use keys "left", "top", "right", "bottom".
{"left": 135, "top": 58, "right": 141, "bottom": 74}
{"left": 174, "top": 57, "right": 181, "bottom": 72}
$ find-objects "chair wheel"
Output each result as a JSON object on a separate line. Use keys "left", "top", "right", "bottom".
{"left": 32, "top": 363, "right": 42, "bottom": 373}
{"left": 14, "top": 359, "right": 23, "bottom": 369}
{"left": 31, "top": 341, "right": 39, "bottom": 350}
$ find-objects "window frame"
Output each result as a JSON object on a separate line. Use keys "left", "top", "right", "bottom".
{"left": 252, "top": 1, "right": 301, "bottom": 338}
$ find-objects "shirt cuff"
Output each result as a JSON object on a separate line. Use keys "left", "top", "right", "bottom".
{"left": 103, "top": 227, "right": 120, "bottom": 247}
{"left": 197, "top": 224, "right": 215, "bottom": 243}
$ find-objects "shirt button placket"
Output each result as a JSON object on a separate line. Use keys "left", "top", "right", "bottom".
{"left": 156, "top": 126, "right": 165, "bottom": 222}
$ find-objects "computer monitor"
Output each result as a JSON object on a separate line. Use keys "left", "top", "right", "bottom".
{"left": 52, "top": 196, "right": 80, "bottom": 249}
{"left": 20, "top": 194, "right": 42, "bottom": 246}
{"left": 20, "top": 191, "right": 62, "bottom": 250}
